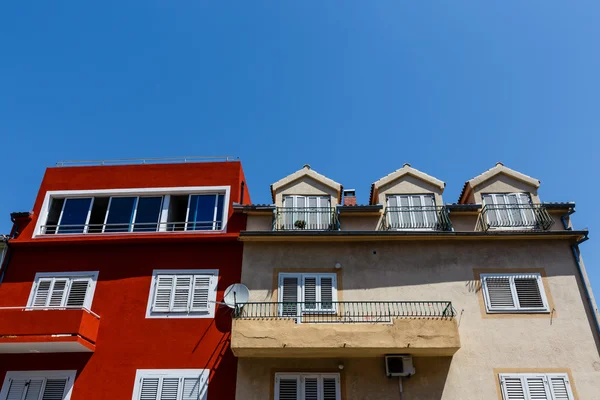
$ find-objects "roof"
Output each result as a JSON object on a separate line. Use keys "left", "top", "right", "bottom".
{"left": 458, "top": 163, "right": 540, "bottom": 203}
{"left": 370, "top": 164, "right": 445, "bottom": 204}
{"left": 233, "top": 203, "right": 276, "bottom": 213}
{"left": 337, "top": 204, "right": 383, "bottom": 213}
{"left": 270, "top": 165, "right": 342, "bottom": 202}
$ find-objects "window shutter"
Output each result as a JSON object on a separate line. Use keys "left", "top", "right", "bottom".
{"left": 323, "top": 377, "right": 338, "bottom": 400}
{"left": 303, "top": 377, "right": 318, "bottom": 400}
{"left": 276, "top": 376, "right": 298, "bottom": 400}
{"left": 484, "top": 276, "right": 515, "bottom": 310}
{"left": 139, "top": 378, "right": 160, "bottom": 400}
{"left": 6, "top": 379, "right": 27, "bottom": 400}
{"left": 524, "top": 376, "right": 551, "bottom": 399}
{"left": 514, "top": 276, "right": 545, "bottom": 309}
{"left": 319, "top": 276, "right": 335, "bottom": 311}
{"left": 32, "top": 279, "right": 53, "bottom": 307}
{"left": 548, "top": 375, "right": 573, "bottom": 400}
{"left": 500, "top": 376, "right": 526, "bottom": 400}
{"left": 182, "top": 377, "right": 203, "bottom": 400}
{"left": 172, "top": 276, "right": 193, "bottom": 312}
{"left": 48, "top": 279, "right": 69, "bottom": 307}
{"left": 6, "top": 378, "right": 44, "bottom": 400}
{"left": 153, "top": 276, "right": 174, "bottom": 312}
{"left": 41, "top": 378, "right": 68, "bottom": 400}
{"left": 23, "top": 379, "right": 44, "bottom": 400}
{"left": 66, "top": 279, "right": 89, "bottom": 307}
{"left": 280, "top": 276, "right": 299, "bottom": 318}
{"left": 159, "top": 378, "right": 179, "bottom": 400}
{"left": 191, "top": 276, "right": 212, "bottom": 312}
{"left": 303, "top": 276, "right": 317, "bottom": 310}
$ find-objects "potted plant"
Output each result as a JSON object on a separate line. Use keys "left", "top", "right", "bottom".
{"left": 294, "top": 220, "right": 307, "bottom": 229}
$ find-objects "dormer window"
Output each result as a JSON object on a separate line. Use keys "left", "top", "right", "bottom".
{"left": 385, "top": 194, "right": 437, "bottom": 230}
{"left": 280, "top": 195, "right": 332, "bottom": 230}
{"left": 482, "top": 193, "right": 536, "bottom": 229}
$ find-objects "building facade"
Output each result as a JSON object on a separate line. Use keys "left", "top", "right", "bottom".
{"left": 0, "top": 159, "right": 251, "bottom": 400}
{"left": 232, "top": 163, "right": 600, "bottom": 400}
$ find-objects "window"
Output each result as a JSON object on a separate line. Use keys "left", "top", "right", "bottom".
{"left": 279, "top": 273, "right": 337, "bottom": 318}
{"left": 146, "top": 270, "right": 218, "bottom": 318}
{"left": 37, "top": 186, "right": 230, "bottom": 236}
{"left": 386, "top": 194, "right": 437, "bottom": 230}
{"left": 132, "top": 370, "right": 208, "bottom": 400}
{"left": 0, "top": 370, "right": 76, "bottom": 400}
{"left": 27, "top": 272, "right": 98, "bottom": 309}
{"left": 499, "top": 373, "right": 574, "bottom": 400}
{"left": 275, "top": 373, "right": 340, "bottom": 400}
{"left": 481, "top": 273, "right": 549, "bottom": 313}
{"left": 483, "top": 193, "right": 535, "bottom": 228}
{"left": 282, "top": 196, "right": 331, "bottom": 230}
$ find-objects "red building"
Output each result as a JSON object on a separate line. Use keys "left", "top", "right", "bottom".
{"left": 0, "top": 158, "right": 250, "bottom": 400}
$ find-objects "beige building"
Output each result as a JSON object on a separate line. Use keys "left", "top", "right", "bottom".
{"left": 232, "top": 163, "right": 600, "bottom": 400}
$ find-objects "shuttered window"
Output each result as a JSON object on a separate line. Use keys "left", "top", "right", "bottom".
{"left": 278, "top": 273, "right": 337, "bottom": 319}
{"left": 481, "top": 273, "right": 549, "bottom": 313}
{"left": 28, "top": 274, "right": 97, "bottom": 310}
{"left": 148, "top": 270, "right": 218, "bottom": 318}
{"left": 0, "top": 371, "right": 75, "bottom": 400}
{"left": 133, "top": 370, "right": 208, "bottom": 400}
{"left": 275, "top": 374, "right": 340, "bottom": 400}
{"left": 499, "top": 373, "right": 574, "bottom": 400}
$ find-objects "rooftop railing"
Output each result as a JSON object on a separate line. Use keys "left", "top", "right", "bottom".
{"left": 380, "top": 206, "right": 452, "bottom": 231}
{"left": 40, "top": 220, "right": 223, "bottom": 235}
{"left": 274, "top": 207, "right": 339, "bottom": 231}
{"left": 479, "top": 204, "right": 554, "bottom": 231}
{"left": 233, "top": 301, "right": 455, "bottom": 323}
{"left": 55, "top": 156, "right": 237, "bottom": 167}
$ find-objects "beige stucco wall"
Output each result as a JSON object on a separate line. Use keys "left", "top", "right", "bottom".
{"left": 246, "top": 214, "right": 273, "bottom": 231}
{"left": 274, "top": 176, "right": 339, "bottom": 207}
{"left": 237, "top": 240, "right": 600, "bottom": 399}
{"left": 448, "top": 213, "right": 478, "bottom": 232}
{"left": 472, "top": 174, "right": 541, "bottom": 204}
{"left": 376, "top": 175, "right": 444, "bottom": 206}
{"left": 339, "top": 214, "right": 380, "bottom": 231}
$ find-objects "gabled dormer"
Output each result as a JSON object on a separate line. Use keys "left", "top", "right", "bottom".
{"left": 370, "top": 164, "right": 450, "bottom": 231}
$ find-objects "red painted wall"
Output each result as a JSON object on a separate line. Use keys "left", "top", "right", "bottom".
{"left": 0, "top": 162, "right": 250, "bottom": 399}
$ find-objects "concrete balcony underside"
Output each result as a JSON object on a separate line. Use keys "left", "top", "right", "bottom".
{"left": 231, "top": 318, "right": 461, "bottom": 358}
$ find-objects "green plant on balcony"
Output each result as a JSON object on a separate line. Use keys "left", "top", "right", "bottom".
{"left": 294, "top": 220, "right": 307, "bottom": 229}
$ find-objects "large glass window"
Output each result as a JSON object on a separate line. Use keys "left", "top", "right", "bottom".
{"left": 133, "top": 197, "right": 164, "bottom": 232}
{"left": 187, "top": 194, "right": 225, "bottom": 231}
{"left": 57, "top": 198, "right": 93, "bottom": 234}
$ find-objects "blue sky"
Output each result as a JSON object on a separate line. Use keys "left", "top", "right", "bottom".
{"left": 1, "top": 2, "right": 599, "bottom": 294}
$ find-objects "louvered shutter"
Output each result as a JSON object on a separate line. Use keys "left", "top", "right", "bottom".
{"left": 139, "top": 377, "right": 160, "bottom": 400}
{"left": 303, "top": 377, "right": 318, "bottom": 400}
{"left": 159, "top": 378, "right": 180, "bottom": 400}
{"left": 524, "top": 376, "right": 551, "bottom": 399}
{"left": 500, "top": 375, "right": 526, "bottom": 400}
{"left": 307, "top": 197, "right": 318, "bottom": 229}
{"left": 41, "top": 379, "right": 68, "bottom": 400}
{"left": 23, "top": 379, "right": 44, "bottom": 400}
{"left": 5, "top": 379, "right": 27, "bottom": 400}
{"left": 5, "top": 378, "right": 44, "bottom": 400}
{"left": 172, "top": 276, "right": 193, "bottom": 312}
{"left": 303, "top": 276, "right": 317, "bottom": 311}
{"left": 318, "top": 197, "right": 331, "bottom": 229}
{"left": 322, "top": 376, "right": 339, "bottom": 400}
{"left": 387, "top": 196, "right": 400, "bottom": 228}
{"left": 191, "top": 275, "right": 212, "bottom": 312}
{"left": 153, "top": 276, "right": 174, "bottom": 312}
{"left": 514, "top": 276, "right": 545, "bottom": 309}
{"left": 548, "top": 375, "right": 573, "bottom": 400}
{"left": 283, "top": 196, "right": 294, "bottom": 229}
{"left": 182, "top": 377, "right": 204, "bottom": 400}
{"left": 48, "top": 279, "right": 69, "bottom": 307}
{"left": 280, "top": 276, "right": 299, "bottom": 318}
{"left": 483, "top": 276, "right": 516, "bottom": 311}
{"left": 319, "top": 276, "right": 335, "bottom": 311}
{"left": 32, "top": 279, "right": 53, "bottom": 307}
{"left": 66, "top": 279, "right": 89, "bottom": 307}
{"left": 276, "top": 376, "right": 298, "bottom": 400}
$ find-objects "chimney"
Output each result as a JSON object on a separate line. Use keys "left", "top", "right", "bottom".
{"left": 343, "top": 189, "right": 357, "bottom": 206}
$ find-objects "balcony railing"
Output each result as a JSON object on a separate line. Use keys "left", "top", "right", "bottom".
{"left": 479, "top": 204, "right": 554, "bottom": 231}
{"left": 40, "top": 220, "right": 223, "bottom": 235}
{"left": 274, "top": 207, "right": 339, "bottom": 231}
{"left": 233, "top": 301, "right": 455, "bottom": 323}
{"left": 380, "top": 206, "right": 452, "bottom": 231}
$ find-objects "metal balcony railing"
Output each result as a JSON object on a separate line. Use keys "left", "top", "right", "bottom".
{"left": 55, "top": 156, "right": 237, "bottom": 167}
{"left": 274, "top": 207, "right": 339, "bottom": 231}
{"left": 40, "top": 220, "right": 223, "bottom": 235}
{"left": 381, "top": 206, "right": 452, "bottom": 231}
{"left": 479, "top": 204, "right": 554, "bottom": 231}
{"left": 233, "top": 301, "right": 455, "bottom": 323}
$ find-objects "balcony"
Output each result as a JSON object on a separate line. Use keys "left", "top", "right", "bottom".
{"left": 479, "top": 204, "right": 554, "bottom": 231}
{"left": 40, "top": 220, "right": 223, "bottom": 235}
{"left": 0, "top": 307, "right": 100, "bottom": 353}
{"left": 274, "top": 207, "right": 339, "bottom": 231}
{"left": 231, "top": 301, "right": 460, "bottom": 357}
{"left": 380, "top": 206, "right": 452, "bottom": 231}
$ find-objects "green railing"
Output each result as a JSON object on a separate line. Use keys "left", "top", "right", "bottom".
{"left": 233, "top": 301, "right": 455, "bottom": 323}
{"left": 274, "top": 207, "right": 339, "bottom": 231}
{"left": 480, "top": 204, "right": 554, "bottom": 231}
{"left": 380, "top": 206, "right": 452, "bottom": 231}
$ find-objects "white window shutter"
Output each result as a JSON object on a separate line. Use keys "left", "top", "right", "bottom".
{"left": 139, "top": 377, "right": 160, "bottom": 400}
{"left": 548, "top": 375, "right": 574, "bottom": 400}
{"left": 275, "top": 376, "right": 299, "bottom": 400}
{"left": 32, "top": 279, "right": 53, "bottom": 307}
{"left": 191, "top": 275, "right": 212, "bottom": 312}
{"left": 153, "top": 276, "right": 174, "bottom": 312}
{"left": 524, "top": 376, "right": 551, "bottom": 399}
{"left": 280, "top": 276, "right": 299, "bottom": 318}
{"left": 322, "top": 376, "right": 339, "bottom": 400}
{"left": 40, "top": 378, "right": 68, "bottom": 400}
{"left": 66, "top": 279, "right": 90, "bottom": 308}
{"left": 172, "top": 276, "right": 193, "bottom": 312}
{"left": 23, "top": 379, "right": 44, "bottom": 400}
{"left": 303, "top": 376, "right": 318, "bottom": 400}
{"left": 182, "top": 377, "right": 204, "bottom": 400}
{"left": 5, "top": 379, "right": 27, "bottom": 400}
{"left": 500, "top": 375, "right": 526, "bottom": 400}
{"left": 159, "top": 378, "right": 180, "bottom": 400}
{"left": 483, "top": 276, "right": 516, "bottom": 311}
{"left": 48, "top": 279, "right": 69, "bottom": 307}
{"left": 6, "top": 378, "right": 44, "bottom": 400}
{"left": 514, "top": 276, "right": 546, "bottom": 310}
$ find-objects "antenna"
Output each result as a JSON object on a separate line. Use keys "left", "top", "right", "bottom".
{"left": 223, "top": 283, "right": 249, "bottom": 309}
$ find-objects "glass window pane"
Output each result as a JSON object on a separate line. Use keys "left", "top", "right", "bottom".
{"left": 105, "top": 197, "right": 137, "bottom": 232}
{"left": 188, "top": 195, "right": 217, "bottom": 231}
{"left": 133, "top": 197, "right": 163, "bottom": 232}
{"left": 411, "top": 196, "right": 425, "bottom": 227}
{"left": 215, "top": 194, "right": 225, "bottom": 230}
{"left": 58, "top": 198, "right": 92, "bottom": 234}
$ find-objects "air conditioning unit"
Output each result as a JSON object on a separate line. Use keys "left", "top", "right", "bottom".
{"left": 385, "top": 355, "right": 415, "bottom": 377}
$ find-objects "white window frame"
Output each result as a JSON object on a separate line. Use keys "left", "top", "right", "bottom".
{"left": 274, "top": 373, "right": 341, "bottom": 400}
{"left": 481, "top": 273, "right": 550, "bottom": 313}
{"left": 26, "top": 271, "right": 99, "bottom": 310}
{"left": 482, "top": 192, "right": 535, "bottom": 230}
{"left": 499, "top": 373, "right": 574, "bottom": 400}
{"left": 282, "top": 195, "right": 332, "bottom": 230}
{"left": 102, "top": 196, "right": 166, "bottom": 233}
{"left": 34, "top": 186, "right": 231, "bottom": 237}
{"left": 131, "top": 369, "right": 209, "bottom": 400}
{"left": 386, "top": 194, "right": 437, "bottom": 231}
{"left": 278, "top": 273, "right": 338, "bottom": 315}
{"left": 146, "top": 269, "right": 219, "bottom": 319}
{"left": 0, "top": 370, "right": 76, "bottom": 400}
{"left": 57, "top": 197, "right": 95, "bottom": 234}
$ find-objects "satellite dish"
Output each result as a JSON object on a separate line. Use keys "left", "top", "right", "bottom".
{"left": 223, "top": 283, "right": 249, "bottom": 308}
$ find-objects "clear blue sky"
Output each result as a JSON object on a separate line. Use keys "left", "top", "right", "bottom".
{"left": 1, "top": 2, "right": 599, "bottom": 294}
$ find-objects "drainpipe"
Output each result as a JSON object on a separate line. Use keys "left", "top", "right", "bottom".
{"left": 0, "top": 235, "right": 9, "bottom": 284}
